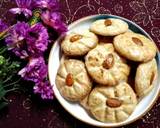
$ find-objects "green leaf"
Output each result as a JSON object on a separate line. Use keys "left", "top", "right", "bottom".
{"left": 0, "top": 47, "right": 7, "bottom": 55}
{"left": 0, "top": 26, "right": 23, "bottom": 110}
{"left": 0, "top": 101, "right": 8, "bottom": 110}
{"left": 0, "top": 86, "right": 7, "bottom": 100}
{"left": 0, "top": 56, "right": 5, "bottom": 65}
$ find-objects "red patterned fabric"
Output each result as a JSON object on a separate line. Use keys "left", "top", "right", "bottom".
{"left": 0, "top": 0, "right": 160, "bottom": 128}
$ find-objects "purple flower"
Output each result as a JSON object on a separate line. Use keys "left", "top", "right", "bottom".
{"left": 5, "top": 22, "right": 30, "bottom": 59}
{"left": 26, "top": 23, "right": 49, "bottom": 56}
{"left": 33, "top": 0, "right": 59, "bottom": 11}
{"left": 18, "top": 56, "right": 48, "bottom": 82}
{"left": 0, "top": 19, "right": 8, "bottom": 32}
{"left": 34, "top": 80, "right": 54, "bottom": 99}
{"left": 9, "top": 0, "right": 32, "bottom": 17}
{"left": 41, "top": 11, "right": 67, "bottom": 34}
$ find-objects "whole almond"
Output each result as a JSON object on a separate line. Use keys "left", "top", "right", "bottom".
{"left": 66, "top": 73, "right": 74, "bottom": 86}
{"left": 104, "top": 19, "right": 112, "bottom": 26}
{"left": 102, "top": 53, "right": 114, "bottom": 69}
{"left": 106, "top": 98, "right": 122, "bottom": 108}
{"left": 70, "top": 34, "right": 83, "bottom": 42}
{"left": 132, "top": 37, "right": 143, "bottom": 46}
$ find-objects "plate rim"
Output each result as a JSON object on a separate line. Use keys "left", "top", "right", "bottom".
{"left": 48, "top": 14, "right": 160, "bottom": 127}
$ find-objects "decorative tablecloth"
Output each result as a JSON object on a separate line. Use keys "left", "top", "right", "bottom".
{"left": 0, "top": 0, "right": 160, "bottom": 128}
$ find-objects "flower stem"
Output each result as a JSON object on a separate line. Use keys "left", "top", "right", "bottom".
{"left": 29, "top": 9, "right": 41, "bottom": 26}
{"left": 4, "top": 78, "right": 21, "bottom": 88}
{"left": 6, "top": 88, "right": 19, "bottom": 93}
{"left": 0, "top": 47, "right": 7, "bottom": 54}
{"left": 2, "top": 75, "right": 14, "bottom": 84}
{"left": 0, "top": 30, "right": 8, "bottom": 40}
{"left": 2, "top": 97, "right": 8, "bottom": 102}
{"left": 0, "top": 26, "right": 13, "bottom": 41}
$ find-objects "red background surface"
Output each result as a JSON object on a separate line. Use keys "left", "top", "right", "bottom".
{"left": 0, "top": 0, "right": 160, "bottom": 128}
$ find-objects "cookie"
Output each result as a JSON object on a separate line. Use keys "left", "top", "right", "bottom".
{"left": 135, "top": 58, "right": 157, "bottom": 98}
{"left": 56, "top": 58, "right": 92, "bottom": 101}
{"left": 80, "top": 94, "right": 90, "bottom": 111}
{"left": 61, "top": 30, "right": 98, "bottom": 56}
{"left": 88, "top": 82, "right": 137, "bottom": 123}
{"left": 90, "top": 18, "right": 128, "bottom": 36}
{"left": 113, "top": 32, "right": 157, "bottom": 62}
{"left": 85, "top": 44, "right": 130, "bottom": 86}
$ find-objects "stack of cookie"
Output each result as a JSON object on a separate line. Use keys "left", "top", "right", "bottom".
{"left": 55, "top": 18, "right": 158, "bottom": 123}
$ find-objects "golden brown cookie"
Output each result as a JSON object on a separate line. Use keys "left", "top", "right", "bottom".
{"left": 80, "top": 94, "right": 90, "bottom": 111}
{"left": 88, "top": 82, "right": 137, "bottom": 123}
{"left": 61, "top": 30, "right": 98, "bottom": 56}
{"left": 90, "top": 18, "right": 128, "bottom": 36}
{"left": 113, "top": 32, "right": 157, "bottom": 62}
{"left": 85, "top": 44, "right": 130, "bottom": 86}
{"left": 135, "top": 58, "right": 158, "bottom": 98}
{"left": 56, "top": 58, "right": 92, "bottom": 101}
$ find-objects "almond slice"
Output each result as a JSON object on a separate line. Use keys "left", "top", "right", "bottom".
{"left": 106, "top": 98, "right": 122, "bottom": 108}
{"left": 70, "top": 34, "right": 83, "bottom": 42}
{"left": 66, "top": 73, "right": 74, "bottom": 86}
{"left": 132, "top": 37, "right": 143, "bottom": 46}
{"left": 102, "top": 53, "right": 114, "bottom": 69}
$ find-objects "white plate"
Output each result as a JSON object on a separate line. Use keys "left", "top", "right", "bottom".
{"left": 48, "top": 15, "right": 160, "bottom": 127}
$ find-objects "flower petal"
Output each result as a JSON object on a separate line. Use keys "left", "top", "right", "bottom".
{"left": 18, "top": 56, "right": 48, "bottom": 82}
{"left": 9, "top": 8, "right": 22, "bottom": 15}
{"left": 15, "top": 0, "right": 21, "bottom": 7}
{"left": 16, "top": 0, "right": 32, "bottom": 8}
{"left": 23, "top": 9, "right": 32, "bottom": 17}
{"left": 41, "top": 11, "right": 67, "bottom": 34}
{"left": 33, "top": 0, "right": 59, "bottom": 11}
{"left": 25, "top": 0, "right": 32, "bottom": 7}
{"left": 5, "top": 22, "right": 30, "bottom": 59}
{"left": 10, "top": 0, "right": 32, "bottom": 17}
{"left": 26, "top": 23, "right": 49, "bottom": 55}
{"left": 0, "top": 19, "right": 8, "bottom": 32}
{"left": 33, "top": 80, "right": 54, "bottom": 100}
